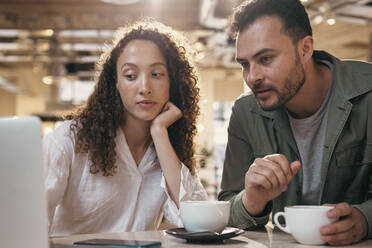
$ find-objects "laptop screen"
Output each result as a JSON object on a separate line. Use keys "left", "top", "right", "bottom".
{"left": 0, "top": 116, "right": 49, "bottom": 248}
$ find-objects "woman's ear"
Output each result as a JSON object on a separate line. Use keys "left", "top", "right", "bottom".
{"left": 298, "top": 35, "right": 313, "bottom": 63}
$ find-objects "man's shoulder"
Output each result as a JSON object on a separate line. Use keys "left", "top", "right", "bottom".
{"left": 315, "top": 50, "right": 372, "bottom": 80}
{"left": 328, "top": 54, "right": 372, "bottom": 99}
{"left": 339, "top": 59, "right": 372, "bottom": 97}
{"left": 341, "top": 59, "right": 372, "bottom": 74}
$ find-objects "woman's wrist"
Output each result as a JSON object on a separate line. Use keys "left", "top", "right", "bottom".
{"left": 150, "top": 125, "right": 167, "bottom": 138}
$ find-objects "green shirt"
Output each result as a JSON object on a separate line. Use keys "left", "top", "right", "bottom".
{"left": 218, "top": 51, "right": 372, "bottom": 238}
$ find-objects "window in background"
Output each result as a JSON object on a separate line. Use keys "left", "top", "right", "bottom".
{"left": 213, "top": 101, "right": 233, "bottom": 193}
{"left": 198, "top": 101, "right": 234, "bottom": 200}
{"left": 59, "top": 78, "right": 95, "bottom": 105}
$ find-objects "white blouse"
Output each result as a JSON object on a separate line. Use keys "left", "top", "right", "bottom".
{"left": 43, "top": 120, "right": 208, "bottom": 237}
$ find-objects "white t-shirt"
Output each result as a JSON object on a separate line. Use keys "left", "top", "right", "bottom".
{"left": 43, "top": 120, "right": 208, "bottom": 237}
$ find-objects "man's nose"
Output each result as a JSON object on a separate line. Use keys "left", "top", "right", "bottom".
{"left": 246, "top": 64, "right": 263, "bottom": 87}
{"left": 139, "top": 74, "right": 152, "bottom": 95}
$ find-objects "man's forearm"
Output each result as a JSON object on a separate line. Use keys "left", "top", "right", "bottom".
{"left": 221, "top": 190, "right": 271, "bottom": 229}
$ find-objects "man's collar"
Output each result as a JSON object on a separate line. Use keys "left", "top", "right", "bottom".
{"left": 249, "top": 96, "right": 283, "bottom": 120}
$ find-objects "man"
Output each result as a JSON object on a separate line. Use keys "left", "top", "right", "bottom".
{"left": 218, "top": 0, "right": 372, "bottom": 245}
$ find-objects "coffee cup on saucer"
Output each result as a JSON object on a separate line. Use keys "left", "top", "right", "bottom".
{"left": 180, "top": 201, "right": 230, "bottom": 233}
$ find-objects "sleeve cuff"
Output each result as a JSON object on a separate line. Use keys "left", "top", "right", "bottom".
{"left": 160, "top": 163, "right": 208, "bottom": 227}
{"left": 354, "top": 202, "right": 372, "bottom": 239}
{"left": 229, "top": 190, "right": 272, "bottom": 230}
{"left": 159, "top": 163, "right": 192, "bottom": 203}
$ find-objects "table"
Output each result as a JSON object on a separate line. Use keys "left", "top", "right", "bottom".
{"left": 52, "top": 225, "right": 372, "bottom": 248}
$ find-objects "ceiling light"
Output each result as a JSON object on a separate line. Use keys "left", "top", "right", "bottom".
{"left": 312, "top": 15, "right": 324, "bottom": 25}
{"left": 319, "top": 4, "right": 329, "bottom": 13}
{"left": 32, "top": 29, "right": 54, "bottom": 37}
{"left": 43, "top": 29, "right": 54, "bottom": 37}
{"left": 194, "top": 41, "right": 205, "bottom": 52}
{"left": 327, "top": 18, "right": 336, "bottom": 25}
{"left": 195, "top": 52, "right": 206, "bottom": 61}
{"left": 42, "top": 76, "right": 54, "bottom": 85}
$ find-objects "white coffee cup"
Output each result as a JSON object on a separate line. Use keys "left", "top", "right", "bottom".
{"left": 273, "top": 205, "right": 337, "bottom": 245}
{"left": 180, "top": 201, "right": 230, "bottom": 233}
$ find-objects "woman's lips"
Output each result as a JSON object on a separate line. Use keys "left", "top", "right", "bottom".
{"left": 137, "top": 100, "right": 156, "bottom": 108}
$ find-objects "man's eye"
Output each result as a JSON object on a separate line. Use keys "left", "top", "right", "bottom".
{"left": 260, "top": 56, "right": 272, "bottom": 64}
{"left": 240, "top": 62, "right": 249, "bottom": 69}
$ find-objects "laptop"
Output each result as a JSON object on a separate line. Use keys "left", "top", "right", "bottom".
{"left": 0, "top": 116, "right": 49, "bottom": 248}
{"left": 0, "top": 116, "right": 137, "bottom": 248}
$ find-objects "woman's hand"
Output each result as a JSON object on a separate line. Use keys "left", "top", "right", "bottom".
{"left": 150, "top": 101, "right": 182, "bottom": 135}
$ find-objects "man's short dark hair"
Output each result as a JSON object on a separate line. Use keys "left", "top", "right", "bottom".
{"left": 231, "top": 0, "right": 312, "bottom": 43}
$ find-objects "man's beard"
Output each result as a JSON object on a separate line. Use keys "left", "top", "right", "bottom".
{"left": 257, "top": 53, "right": 306, "bottom": 111}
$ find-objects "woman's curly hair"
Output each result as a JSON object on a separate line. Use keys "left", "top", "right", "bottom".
{"left": 65, "top": 20, "right": 200, "bottom": 176}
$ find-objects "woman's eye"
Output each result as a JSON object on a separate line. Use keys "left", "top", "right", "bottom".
{"left": 152, "top": 72, "right": 163, "bottom": 77}
{"left": 124, "top": 74, "right": 136, "bottom": 80}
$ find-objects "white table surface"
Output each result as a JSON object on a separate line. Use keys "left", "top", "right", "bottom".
{"left": 51, "top": 224, "right": 372, "bottom": 248}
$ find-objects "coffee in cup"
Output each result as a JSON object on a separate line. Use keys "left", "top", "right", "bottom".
{"left": 180, "top": 201, "right": 230, "bottom": 233}
{"left": 273, "top": 205, "right": 337, "bottom": 245}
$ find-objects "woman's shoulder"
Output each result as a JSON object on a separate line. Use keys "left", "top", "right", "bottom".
{"left": 42, "top": 120, "right": 80, "bottom": 162}
{"left": 44, "top": 119, "right": 78, "bottom": 144}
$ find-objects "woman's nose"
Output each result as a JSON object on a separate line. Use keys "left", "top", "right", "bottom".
{"left": 139, "top": 75, "right": 152, "bottom": 95}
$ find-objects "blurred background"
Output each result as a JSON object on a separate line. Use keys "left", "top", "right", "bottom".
{"left": 0, "top": 0, "right": 371, "bottom": 199}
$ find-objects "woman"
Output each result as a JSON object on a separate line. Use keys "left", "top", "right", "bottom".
{"left": 43, "top": 21, "right": 208, "bottom": 236}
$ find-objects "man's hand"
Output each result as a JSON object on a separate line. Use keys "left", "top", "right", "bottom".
{"left": 320, "top": 203, "right": 368, "bottom": 246}
{"left": 242, "top": 154, "right": 301, "bottom": 216}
